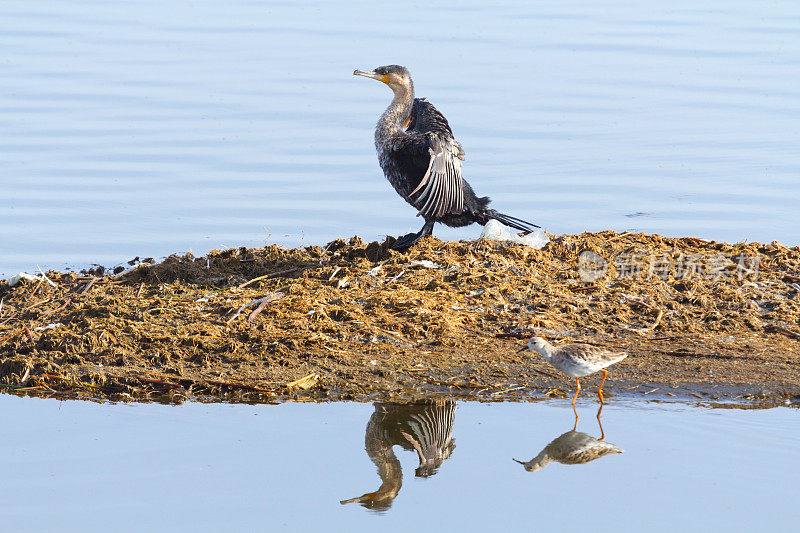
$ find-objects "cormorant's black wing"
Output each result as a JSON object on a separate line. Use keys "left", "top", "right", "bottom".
{"left": 406, "top": 99, "right": 465, "bottom": 219}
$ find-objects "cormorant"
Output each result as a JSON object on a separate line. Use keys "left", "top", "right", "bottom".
{"left": 354, "top": 64, "right": 540, "bottom": 251}
{"left": 340, "top": 400, "right": 456, "bottom": 510}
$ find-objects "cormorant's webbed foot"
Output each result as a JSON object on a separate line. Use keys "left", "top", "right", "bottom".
{"left": 391, "top": 232, "right": 422, "bottom": 251}
{"left": 390, "top": 219, "right": 435, "bottom": 251}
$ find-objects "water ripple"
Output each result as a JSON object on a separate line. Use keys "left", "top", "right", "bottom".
{"left": 1, "top": 0, "right": 799, "bottom": 276}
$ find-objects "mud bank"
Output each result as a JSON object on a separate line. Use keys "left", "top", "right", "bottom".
{"left": 1, "top": 232, "right": 799, "bottom": 405}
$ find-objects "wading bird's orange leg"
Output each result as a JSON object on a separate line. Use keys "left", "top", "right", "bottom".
{"left": 597, "top": 369, "right": 608, "bottom": 403}
{"left": 572, "top": 378, "right": 581, "bottom": 428}
{"left": 596, "top": 403, "right": 605, "bottom": 440}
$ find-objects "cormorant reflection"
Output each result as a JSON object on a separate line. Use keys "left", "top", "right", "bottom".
{"left": 515, "top": 404, "right": 622, "bottom": 472}
{"left": 340, "top": 399, "right": 456, "bottom": 511}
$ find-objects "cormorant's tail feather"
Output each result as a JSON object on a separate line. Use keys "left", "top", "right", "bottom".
{"left": 485, "top": 209, "right": 540, "bottom": 233}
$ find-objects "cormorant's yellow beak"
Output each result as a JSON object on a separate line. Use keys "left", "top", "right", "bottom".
{"left": 340, "top": 491, "right": 377, "bottom": 504}
{"left": 354, "top": 69, "right": 391, "bottom": 84}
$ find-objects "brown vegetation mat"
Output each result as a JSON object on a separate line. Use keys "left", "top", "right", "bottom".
{"left": 1, "top": 231, "right": 799, "bottom": 405}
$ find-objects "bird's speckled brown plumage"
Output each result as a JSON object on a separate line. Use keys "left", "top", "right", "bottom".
{"left": 515, "top": 430, "right": 623, "bottom": 472}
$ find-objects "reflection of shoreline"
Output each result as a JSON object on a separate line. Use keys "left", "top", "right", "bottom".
{"left": 515, "top": 406, "right": 622, "bottom": 473}
{"left": 341, "top": 400, "right": 456, "bottom": 511}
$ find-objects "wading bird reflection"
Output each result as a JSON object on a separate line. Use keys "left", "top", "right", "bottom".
{"left": 514, "top": 405, "right": 622, "bottom": 472}
{"left": 340, "top": 400, "right": 456, "bottom": 511}
{"left": 354, "top": 65, "right": 540, "bottom": 250}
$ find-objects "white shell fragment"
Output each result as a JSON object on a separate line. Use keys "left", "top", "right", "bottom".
{"left": 480, "top": 219, "right": 549, "bottom": 249}
{"left": 7, "top": 272, "right": 40, "bottom": 287}
{"left": 34, "top": 323, "right": 61, "bottom": 332}
{"left": 408, "top": 260, "right": 441, "bottom": 269}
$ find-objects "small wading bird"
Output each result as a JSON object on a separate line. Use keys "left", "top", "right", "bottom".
{"left": 522, "top": 337, "right": 628, "bottom": 409}
{"left": 353, "top": 65, "right": 540, "bottom": 250}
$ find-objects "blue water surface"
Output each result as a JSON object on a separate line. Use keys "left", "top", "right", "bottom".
{"left": 1, "top": 0, "right": 798, "bottom": 276}
{"left": 1, "top": 394, "right": 798, "bottom": 532}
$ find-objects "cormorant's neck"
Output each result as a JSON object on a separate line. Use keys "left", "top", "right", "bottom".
{"left": 375, "top": 83, "right": 414, "bottom": 145}
{"left": 368, "top": 447, "right": 402, "bottom": 501}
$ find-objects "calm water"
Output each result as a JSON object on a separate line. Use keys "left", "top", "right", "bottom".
{"left": 1, "top": 394, "right": 798, "bottom": 531}
{"left": 2, "top": 1, "right": 799, "bottom": 277}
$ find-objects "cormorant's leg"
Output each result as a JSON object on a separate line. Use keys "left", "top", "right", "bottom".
{"left": 597, "top": 369, "right": 608, "bottom": 403}
{"left": 391, "top": 218, "right": 435, "bottom": 251}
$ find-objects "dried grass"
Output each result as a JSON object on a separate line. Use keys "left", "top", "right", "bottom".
{"left": 0, "top": 232, "right": 798, "bottom": 403}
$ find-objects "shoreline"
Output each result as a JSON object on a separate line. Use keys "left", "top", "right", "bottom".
{"left": 1, "top": 231, "right": 799, "bottom": 405}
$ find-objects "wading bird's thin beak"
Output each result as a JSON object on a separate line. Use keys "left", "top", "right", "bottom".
{"left": 353, "top": 69, "right": 389, "bottom": 83}
{"left": 516, "top": 345, "right": 528, "bottom": 353}
{"left": 512, "top": 458, "right": 527, "bottom": 465}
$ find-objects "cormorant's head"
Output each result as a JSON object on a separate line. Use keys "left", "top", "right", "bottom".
{"left": 340, "top": 490, "right": 396, "bottom": 511}
{"left": 354, "top": 65, "right": 413, "bottom": 94}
